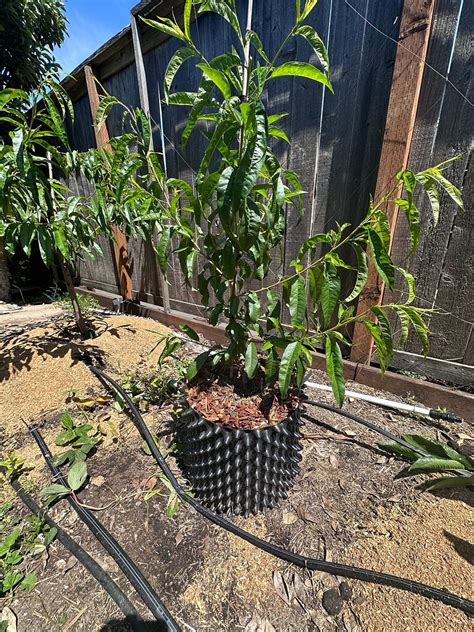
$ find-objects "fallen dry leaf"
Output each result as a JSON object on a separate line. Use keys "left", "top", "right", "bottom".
{"left": 273, "top": 569, "right": 292, "bottom": 605}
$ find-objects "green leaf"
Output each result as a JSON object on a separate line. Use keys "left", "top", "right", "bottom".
{"left": 325, "top": 336, "right": 345, "bottom": 407}
{"left": 269, "top": 126, "right": 290, "bottom": 143}
{"left": 308, "top": 267, "right": 323, "bottom": 307}
{"left": 419, "top": 175, "right": 440, "bottom": 225}
{"left": 371, "top": 306, "right": 393, "bottom": 371}
{"left": 265, "top": 348, "right": 279, "bottom": 387}
{"left": 289, "top": 276, "right": 306, "bottom": 326}
{"left": 403, "top": 435, "right": 473, "bottom": 469}
{"left": 37, "top": 226, "right": 54, "bottom": 268}
{"left": 278, "top": 341, "right": 301, "bottom": 398}
{"left": 141, "top": 16, "right": 187, "bottom": 42}
{"left": 377, "top": 440, "right": 419, "bottom": 461}
{"left": 183, "top": 0, "right": 193, "bottom": 40}
{"left": 39, "top": 484, "right": 70, "bottom": 499}
{"left": 394, "top": 198, "right": 420, "bottom": 253}
{"left": 397, "top": 267, "right": 416, "bottom": 304}
{"left": 294, "top": 25, "right": 329, "bottom": 72}
{"left": 20, "top": 572, "right": 37, "bottom": 591}
{"left": 398, "top": 306, "right": 429, "bottom": 355}
{"left": 55, "top": 429, "right": 76, "bottom": 446}
{"left": 232, "top": 102, "right": 267, "bottom": 212}
{"left": 409, "top": 457, "right": 465, "bottom": 472}
{"left": 179, "top": 324, "right": 200, "bottom": 341}
{"left": 96, "top": 95, "right": 118, "bottom": 129}
{"left": 0, "top": 528, "right": 21, "bottom": 556}
{"left": 301, "top": 0, "right": 319, "bottom": 21}
{"left": 345, "top": 243, "right": 368, "bottom": 302}
{"left": 164, "top": 47, "right": 196, "bottom": 102}
{"left": 68, "top": 461, "right": 88, "bottom": 491}
{"left": 367, "top": 228, "right": 394, "bottom": 289}
{"left": 321, "top": 264, "right": 340, "bottom": 325}
{"left": 198, "top": 0, "right": 243, "bottom": 42}
{"left": 2, "top": 570, "right": 23, "bottom": 592}
{"left": 247, "top": 292, "right": 261, "bottom": 323}
{"left": 197, "top": 64, "right": 231, "bottom": 100}
{"left": 61, "top": 413, "right": 75, "bottom": 430}
{"left": 425, "top": 475, "right": 474, "bottom": 492}
{"left": 53, "top": 224, "right": 69, "bottom": 260}
{"left": 181, "top": 77, "right": 214, "bottom": 147}
{"left": 159, "top": 336, "right": 182, "bottom": 364}
{"left": 271, "top": 62, "right": 333, "bottom": 92}
{"left": 361, "top": 320, "right": 389, "bottom": 372}
{"left": 187, "top": 350, "right": 210, "bottom": 380}
{"left": 18, "top": 223, "right": 35, "bottom": 256}
{"left": 157, "top": 228, "right": 171, "bottom": 274}
{"left": 0, "top": 88, "right": 28, "bottom": 110}
{"left": 245, "top": 342, "right": 258, "bottom": 379}
{"left": 247, "top": 30, "right": 269, "bottom": 62}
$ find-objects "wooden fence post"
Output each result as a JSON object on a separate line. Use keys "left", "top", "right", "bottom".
{"left": 130, "top": 14, "right": 171, "bottom": 313}
{"left": 350, "top": 0, "right": 436, "bottom": 365}
{"left": 84, "top": 64, "right": 134, "bottom": 302}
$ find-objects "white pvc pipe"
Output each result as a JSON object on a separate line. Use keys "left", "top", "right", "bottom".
{"left": 304, "top": 381, "right": 432, "bottom": 416}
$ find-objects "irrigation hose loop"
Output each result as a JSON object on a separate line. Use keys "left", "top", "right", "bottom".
{"left": 29, "top": 428, "right": 181, "bottom": 632}
{"left": 303, "top": 399, "right": 472, "bottom": 478}
{"left": 90, "top": 367, "right": 474, "bottom": 616}
{"left": 1, "top": 468, "right": 147, "bottom": 630}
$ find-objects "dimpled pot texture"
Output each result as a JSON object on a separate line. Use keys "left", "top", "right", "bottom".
{"left": 176, "top": 404, "right": 304, "bottom": 516}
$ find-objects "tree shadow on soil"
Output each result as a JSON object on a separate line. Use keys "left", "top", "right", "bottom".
{"left": 0, "top": 318, "right": 135, "bottom": 382}
{"left": 444, "top": 531, "right": 474, "bottom": 565}
{"left": 99, "top": 618, "right": 170, "bottom": 631}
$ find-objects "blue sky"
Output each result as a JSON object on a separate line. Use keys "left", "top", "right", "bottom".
{"left": 53, "top": 0, "right": 133, "bottom": 75}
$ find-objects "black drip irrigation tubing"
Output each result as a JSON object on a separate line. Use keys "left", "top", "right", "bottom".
{"left": 1, "top": 468, "right": 144, "bottom": 629}
{"left": 29, "top": 427, "right": 181, "bottom": 632}
{"left": 91, "top": 366, "right": 474, "bottom": 616}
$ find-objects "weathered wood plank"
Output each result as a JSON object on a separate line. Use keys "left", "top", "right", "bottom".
{"left": 350, "top": 0, "right": 436, "bottom": 364}
{"left": 84, "top": 65, "right": 134, "bottom": 301}
{"left": 386, "top": 349, "right": 474, "bottom": 388}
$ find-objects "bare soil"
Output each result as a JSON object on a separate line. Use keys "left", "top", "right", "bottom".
{"left": 1, "top": 310, "right": 473, "bottom": 631}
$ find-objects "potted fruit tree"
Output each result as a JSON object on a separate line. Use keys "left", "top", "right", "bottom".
{"left": 126, "top": 0, "right": 462, "bottom": 515}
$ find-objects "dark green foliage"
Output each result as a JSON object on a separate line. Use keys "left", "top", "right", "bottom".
{"left": 378, "top": 434, "right": 474, "bottom": 492}
{"left": 0, "top": 503, "right": 56, "bottom": 597}
{"left": 0, "top": 0, "right": 66, "bottom": 92}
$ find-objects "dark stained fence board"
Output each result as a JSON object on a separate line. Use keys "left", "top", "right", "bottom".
{"left": 385, "top": 0, "right": 473, "bottom": 364}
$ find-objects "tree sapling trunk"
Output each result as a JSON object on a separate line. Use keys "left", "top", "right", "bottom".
{"left": 60, "top": 255, "right": 88, "bottom": 336}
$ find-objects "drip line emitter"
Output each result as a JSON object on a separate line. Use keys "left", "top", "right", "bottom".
{"left": 7, "top": 363, "right": 473, "bottom": 632}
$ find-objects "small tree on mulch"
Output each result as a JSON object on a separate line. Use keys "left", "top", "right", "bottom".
{"left": 140, "top": 0, "right": 463, "bottom": 408}
{"left": 0, "top": 80, "right": 165, "bottom": 335}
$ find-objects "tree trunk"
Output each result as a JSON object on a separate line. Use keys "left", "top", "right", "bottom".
{"left": 0, "top": 239, "right": 11, "bottom": 302}
{"left": 60, "top": 257, "right": 88, "bottom": 336}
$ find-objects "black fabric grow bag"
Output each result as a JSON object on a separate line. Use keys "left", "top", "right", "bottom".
{"left": 176, "top": 404, "right": 303, "bottom": 516}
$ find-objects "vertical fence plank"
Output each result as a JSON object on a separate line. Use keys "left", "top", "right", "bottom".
{"left": 84, "top": 65, "right": 134, "bottom": 301}
{"left": 350, "top": 0, "right": 436, "bottom": 364}
{"left": 130, "top": 14, "right": 171, "bottom": 313}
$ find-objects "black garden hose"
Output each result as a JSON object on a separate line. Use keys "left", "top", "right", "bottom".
{"left": 30, "top": 427, "right": 181, "bottom": 632}
{"left": 1, "top": 468, "right": 145, "bottom": 629}
{"left": 303, "top": 399, "right": 472, "bottom": 477}
{"left": 91, "top": 366, "right": 474, "bottom": 616}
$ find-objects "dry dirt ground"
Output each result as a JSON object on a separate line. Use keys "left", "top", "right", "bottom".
{"left": 0, "top": 309, "right": 472, "bottom": 632}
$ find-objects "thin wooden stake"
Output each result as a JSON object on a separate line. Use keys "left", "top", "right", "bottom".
{"left": 241, "top": 0, "right": 254, "bottom": 100}
{"left": 350, "top": 0, "right": 436, "bottom": 365}
{"left": 131, "top": 14, "right": 171, "bottom": 313}
{"left": 84, "top": 65, "right": 134, "bottom": 302}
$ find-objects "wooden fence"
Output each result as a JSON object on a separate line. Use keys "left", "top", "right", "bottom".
{"left": 63, "top": 0, "right": 473, "bottom": 386}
